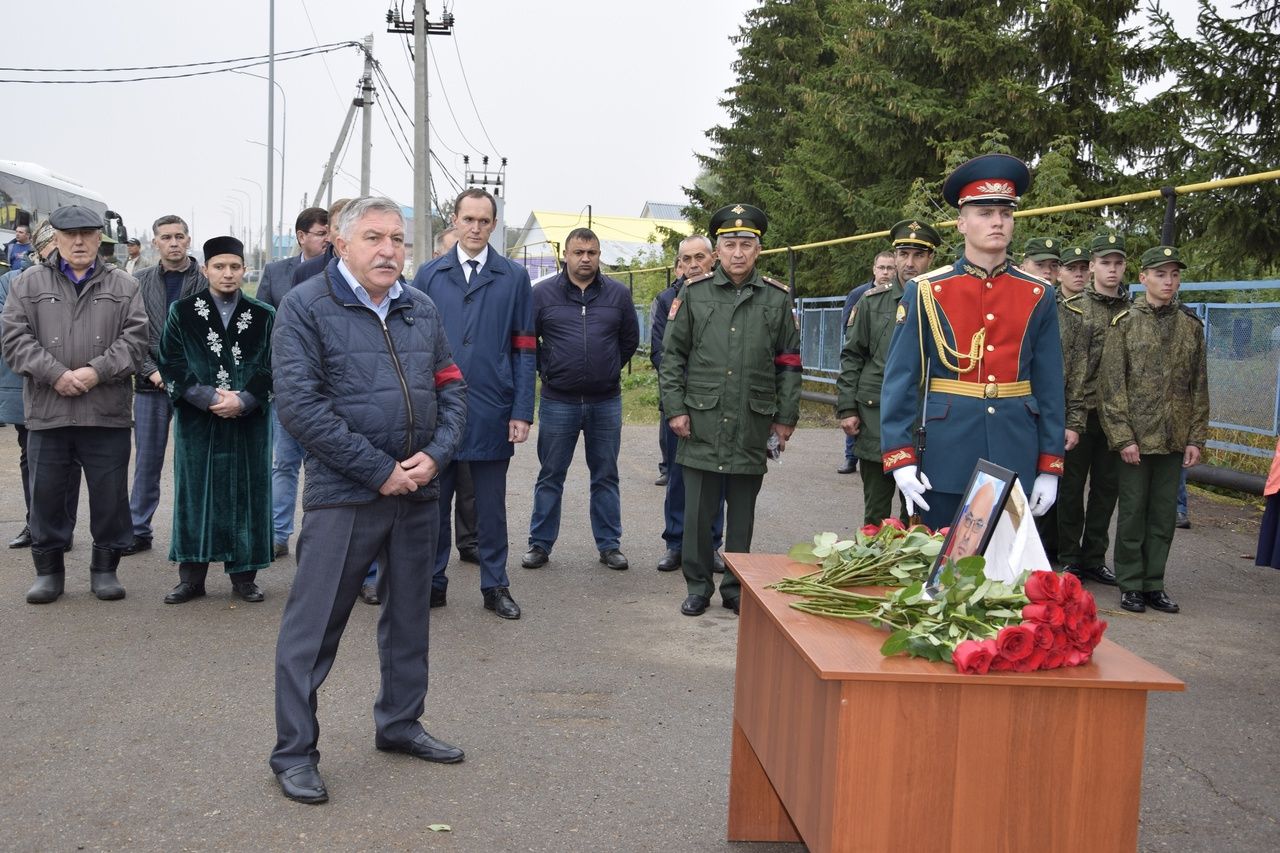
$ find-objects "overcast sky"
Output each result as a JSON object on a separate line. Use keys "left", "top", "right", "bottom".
{"left": 5, "top": 0, "right": 1204, "bottom": 254}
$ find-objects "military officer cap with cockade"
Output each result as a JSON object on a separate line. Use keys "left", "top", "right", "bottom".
{"left": 1022, "top": 236, "right": 1061, "bottom": 261}
{"left": 889, "top": 219, "right": 942, "bottom": 251}
{"left": 1090, "top": 232, "right": 1127, "bottom": 257}
{"left": 708, "top": 203, "right": 768, "bottom": 241}
{"left": 941, "top": 153, "right": 1031, "bottom": 208}
{"left": 1139, "top": 245, "right": 1187, "bottom": 270}
{"left": 1060, "top": 245, "right": 1088, "bottom": 265}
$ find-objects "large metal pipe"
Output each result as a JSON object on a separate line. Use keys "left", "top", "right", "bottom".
{"left": 1186, "top": 463, "right": 1265, "bottom": 496}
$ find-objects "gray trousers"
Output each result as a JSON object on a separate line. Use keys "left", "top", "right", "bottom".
{"left": 270, "top": 495, "right": 439, "bottom": 773}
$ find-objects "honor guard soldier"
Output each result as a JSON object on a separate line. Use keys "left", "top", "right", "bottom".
{"left": 659, "top": 203, "right": 802, "bottom": 617}
{"left": 837, "top": 219, "right": 942, "bottom": 525}
{"left": 879, "top": 154, "right": 1066, "bottom": 530}
{"left": 1099, "top": 246, "right": 1207, "bottom": 613}
{"left": 1059, "top": 233, "right": 1133, "bottom": 586}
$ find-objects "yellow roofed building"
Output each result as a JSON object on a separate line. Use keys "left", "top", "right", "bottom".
{"left": 507, "top": 207, "right": 690, "bottom": 280}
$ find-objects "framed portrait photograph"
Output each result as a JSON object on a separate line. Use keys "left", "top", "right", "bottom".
{"left": 925, "top": 460, "right": 1017, "bottom": 596}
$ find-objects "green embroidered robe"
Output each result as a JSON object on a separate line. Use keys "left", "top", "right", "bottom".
{"left": 159, "top": 290, "right": 274, "bottom": 571}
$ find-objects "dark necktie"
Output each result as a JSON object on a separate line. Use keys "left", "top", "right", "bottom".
{"left": 466, "top": 259, "right": 479, "bottom": 283}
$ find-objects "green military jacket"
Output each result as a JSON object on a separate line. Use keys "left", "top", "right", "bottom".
{"left": 1057, "top": 289, "right": 1085, "bottom": 373}
{"left": 1098, "top": 299, "right": 1209, "bottom": 455}
{"left": 835, "top": 279, "right": 902, "bottom": 463}
{"left": 1066, "top": 285, "right": 1131, "bottom": 432}
{"left": 659, "top": 265, "right": 802, "bottom": 475}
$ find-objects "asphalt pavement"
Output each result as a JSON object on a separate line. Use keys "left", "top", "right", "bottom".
{"left": 0, "top": 425, "right": 1276, "bottom": 852}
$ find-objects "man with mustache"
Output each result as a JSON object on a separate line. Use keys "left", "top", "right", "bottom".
{"left": 879, "top": 154, "right": 1065, "bottom": 531}
{"left": 269, "top": 197, "right": 467, "bottom": 804}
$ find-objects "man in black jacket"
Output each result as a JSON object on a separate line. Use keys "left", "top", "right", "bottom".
{"left": 522, "top": 228, "right": 639, "bottom": 571}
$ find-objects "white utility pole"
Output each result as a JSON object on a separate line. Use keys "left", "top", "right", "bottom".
{"left": 266, "top": 0, "right": 276, "bottom": 261}
{"left": 360, "top": 35, "right": 375, "bottom": 196}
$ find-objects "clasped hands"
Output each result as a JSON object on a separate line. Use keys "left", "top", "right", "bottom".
{"left": 53, "top": 367, "right": 100, "bottom": 397}
{"left": 379, "top": 452, "right": 439, "bottom": 496}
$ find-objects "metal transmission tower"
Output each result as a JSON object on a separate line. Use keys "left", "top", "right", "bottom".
{"left": 464, "top": 155, "right": 508, "bottom": 252}
{"left": 387, "top": 2, "right": 454, "bottom": 271}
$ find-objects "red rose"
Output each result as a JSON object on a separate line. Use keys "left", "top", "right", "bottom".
{"left": 860, "top": 523, "right": 881, "bottom": 537}
{"left": 1058, "top": 571, "right": 1084, "bottom": 604}
{"left": 990, "top": 654, "right": 1017, "bottom": 671}
{"left": 953, "top": 639, "right": 995, "bottom": 674}
{"left": 1043, "top": 648, "right": 1067, "bottom": 669}
{"left": 996, "top": 624, "right": 1037, "bottom": 662}
{"left": 908, "top": 523, "right": 933, "bottom": 535}
{"left": 883, "top": 518, "right": 906, "bottom": 531}
{"left": 1081, "top": 593, "right": 1098, "bottom": 621}
{"left": 1088, "top": 620, "right": 1107, "bottom": 649}
{"left": 1014, "top": 646, "right": 1048, "bottom": 672}
{"left": 1031, "top": 621, "right": 1055, "bottom": 650}
{"left": 936, "top": 527, "right": 950, "bottom": 538}
{"left": 1024, "top": 570, "right": 1061, "bottom": 603}
{"left": 1022, "top": 603, "right": 1065, "bottom": 627}
{"left": 1064, "top": 648, "right": 1088, "bottom": 667}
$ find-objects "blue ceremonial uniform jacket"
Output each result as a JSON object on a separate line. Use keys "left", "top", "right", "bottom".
{"left": 411, "top": 248, "right": 536, "bottom": 461}
{"left": 879, "top": 256, "right": 1065, "bottom": 495}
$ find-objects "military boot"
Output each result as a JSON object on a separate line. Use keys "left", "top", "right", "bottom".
{"left": 89, "top": 545, "right": 126, "bottom": 601}
{"left": 26, "top": 549, "right": 66, "bottom": 604}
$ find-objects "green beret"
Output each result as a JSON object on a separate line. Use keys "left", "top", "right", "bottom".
{"left": 1022, "top": 237, "right": 1061, "bottom": 261}
{"left": 889, "top": 219, "right": 942, "bottom": 250}
{"left": 1139, "top": 245, "right": 1187, "bottom": 270}
{"left": 1090, "top": 233, "right": 1126, "bottom": 257}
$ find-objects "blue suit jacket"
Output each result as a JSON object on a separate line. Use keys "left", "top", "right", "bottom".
{"left": 410, "top": 250, "right": 536, "bottom": 462}
{"left": 256, "top": 255, "right": 301, "bottom": 308}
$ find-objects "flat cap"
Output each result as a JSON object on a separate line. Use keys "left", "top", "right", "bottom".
{"left": 48, "top": 204, "right": 103, "bottom": 231}
{"left": 889, "top": 219, "right": 942, "bottom": 250}
{"left": 1139, "top": 245, "right": 1187, "bottom": 270}
{"left": 126, "top": 237, "right": 141, "bottom": 246}
{"left": 708, "top": 203, "right": 767, "bottom": 240}
{"left": 1022, "top": 236, "right": 1061, "bottom": 261}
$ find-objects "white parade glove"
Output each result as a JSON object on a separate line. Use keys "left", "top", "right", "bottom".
{"left": 1028, "top": 473, "right": 1059, "bottom": 517}
{"left": 892, "top": 465, "right": 932, "bottom": 515}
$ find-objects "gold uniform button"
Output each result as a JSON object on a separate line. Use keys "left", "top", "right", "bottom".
{"left": 727, "top": 370, "right": 733, "bottom": 375}
{"left": 986, "top": 344, "right": 995, "bottom": 352}
{"left": 986, "top": 282, "right": 993, "bottom": 289}
{"left": 718, "top": 465, "right": 724, "bottom": 471}
{"left": 1033, "top": 287, "right": 1042, "bottom": 295}
{"left": 987, "top": 406, "right": 996, "bottom": 414}
{"left": 730, "top": 327, "right": 736, "bottom": 332}
{"left": 986, "top": 313, "right": 995, "bottom": 321}
{"left": 987, "top": 374, "right": 996, "bottom": 382}
{"left": 934, "top": 285, "right": 942, "bottom": 293}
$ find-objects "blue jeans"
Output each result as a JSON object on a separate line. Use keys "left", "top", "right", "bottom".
{"left": 1177, "top": 467, "right": 1189, "bottom": 516}
{"left": 844, "top": 432, "right": 857, "bottom": 464}
{"left": 129, "top": 391, "right": 173, "bottom": 539}
{"left": 528, "top": 396, "right": 623, "bottom": 553}
{"left": 271, "top": 410, "right": 305, "bottom": 545}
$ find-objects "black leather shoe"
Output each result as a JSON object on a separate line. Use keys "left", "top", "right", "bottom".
{"left": 836, "top": 461, "right": 857, "bottom": 474}
{"left": 599, "top": 549, "right": 629, "bottom": 571}
{"left": 1083, "top": 564, "right": 1117, "bottom": 586}
{"left": 483, "top": 586, "right": 521, "bottom": 619}
{"left": 1120, "top": 591, "right": 1146, "bottom": 613}
{"left": 521, "top": 546, "right": 548, "bottom": 569}
{"left": 1144, "top": 590, "right": 1180, "bottom": 613}
{"left": 121, "top": 536, "right": 151, "bottom": 556}
{"left": 9, "top": 525, "right": 32, "bottom": 548}
{"left": 359, "top": 583, "right": 380, "bottom": 605}
{"left": 655, "top": 472, "right": 669, "bottom": 486}
{"left": 232, "top": 581, "right": 264, "bottom": 603}
{"left": 681, "top": 594, "right": 710, "bottom": 616}
{"left": 164, "top": 582, "right": 206, "bottom": 604}
{"left": 430, "top": 588, "right": 447, "bottom": 608}
{"left": 713, "top": 551, "right": 726, "bottom": 574}
{"left": 656, "top": 548, "right": 681, "bottom": 572}
{"left": 1062, "top": 563, "right": 1085, "bottom": 580}
{"left": 723, "top": 596, "right": 740, "bottom": 615}
{"left": 457, "top": 547, "right": 480, "bottom": 564}
{"left": 376, "top": 730, "right": 464, "bottom": 764}
{"left": 276, "top": 763, "right": 328, "bottom": 804}
{"left": 273, "top": 541, "right": 289, "bottom": 559}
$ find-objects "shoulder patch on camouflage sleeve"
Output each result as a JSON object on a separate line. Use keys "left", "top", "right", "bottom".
{"left": 762, "top": 275, "right": 790, "bottom": 293}
{"left": 1110, "top": 309, "right": 1130, "bottom": 327}
{"left": 668, "top": 296, "right": 683, "bottom": 320}
{"left": 895, "top": 303, "right": 907, "bottom": 324}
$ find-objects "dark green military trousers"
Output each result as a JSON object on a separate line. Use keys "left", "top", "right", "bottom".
{"left": 1057, "top": 411, "right": 1119, "bottom": 568}
{"left": 1114, "top": 452, "right": 1182, "bottom": 593}
{"left": 682, "top": 467, "right": 763, "bottom": 602}
{"left": 859, "top": 460, "right": 908, "bottom": 527}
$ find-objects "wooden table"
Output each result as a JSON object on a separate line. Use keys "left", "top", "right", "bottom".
{"left": 725, "top": 553, "right": 1184, "bottom": 853}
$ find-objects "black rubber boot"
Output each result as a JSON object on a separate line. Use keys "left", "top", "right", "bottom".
{"left": 89, "top": 545, "right": 126, "bottom": 601}
{"left": 26, "top": 549, "right": 66, "bottom": 604}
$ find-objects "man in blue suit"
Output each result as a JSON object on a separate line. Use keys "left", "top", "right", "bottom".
{"left": 879, "top": 153, "right": 1065, "bottom": 531}
{"left": 410, "top": 188, "right": 536, "bottom": 620}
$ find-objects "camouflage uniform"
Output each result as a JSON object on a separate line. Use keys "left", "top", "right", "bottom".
{"left": 1058, "top": 282, "right": 1131, "bottom": 572}
{"left": 1099, "top": 298, "right": 1208, "bottom": 593}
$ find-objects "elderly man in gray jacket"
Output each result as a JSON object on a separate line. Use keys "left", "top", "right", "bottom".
{"left": 1, "top": 205, "right": 148, "bottom": 603}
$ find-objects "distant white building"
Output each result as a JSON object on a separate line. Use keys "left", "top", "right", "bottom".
{"left": 508, "top": 204, "right": 689, "bottom": 280}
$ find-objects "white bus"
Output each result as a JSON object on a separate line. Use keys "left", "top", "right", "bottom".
{"left": 0, "top": 160, "right": 128, "bottom": 266}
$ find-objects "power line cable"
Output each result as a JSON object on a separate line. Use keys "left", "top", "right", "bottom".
{"left": 0, "top": 42, "right": 356, "bottom": 73}
{"left": 395, "top": 41, "right": 467, "bottom": 157}
{"left": 1, "top": 45, "right": 354, "bottom": 84}
{"left": 296, "top": 0, "right": 350, "bottom": 109}
{"left": 373, "top": 60, "right": 467, "bottom": 161}
{"left": 448, "top": 31, "right": 503, "bottom": 157}
{"left": 425, "top": 37, "right": 487, "bottom": 156}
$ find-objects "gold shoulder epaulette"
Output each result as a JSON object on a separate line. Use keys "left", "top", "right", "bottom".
{"left": 762, "top": 275, "right": 790, "bottom": 293}
{"left": 684, "top": 272, "right": 713, "bottom": 286}
{"left": 1110, "top": 309, "right": 1130, "bottom": 327}
{"left": 1064, "top": 298, "right": 1084, "bottom": 315}
{"left": 915, "top": 264, "right": 953, "bottom": 284}
{"left": 865, "top": 282, "right": 894, "bottom": 297}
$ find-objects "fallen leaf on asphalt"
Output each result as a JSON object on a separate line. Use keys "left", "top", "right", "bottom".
{"left": 204, "top": 810, "right": 221, "bottom": 817}
{"left": 428, "top": 824, "right": 451, "bottom": 832}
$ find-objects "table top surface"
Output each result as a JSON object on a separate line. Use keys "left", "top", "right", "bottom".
{"left": 727, "top": 552, "right": 1185, "bottom": 691}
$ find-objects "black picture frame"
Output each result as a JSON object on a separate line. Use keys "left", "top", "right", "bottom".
{"left": 924, "top": 459, "right": 1018, "bottom": 597}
